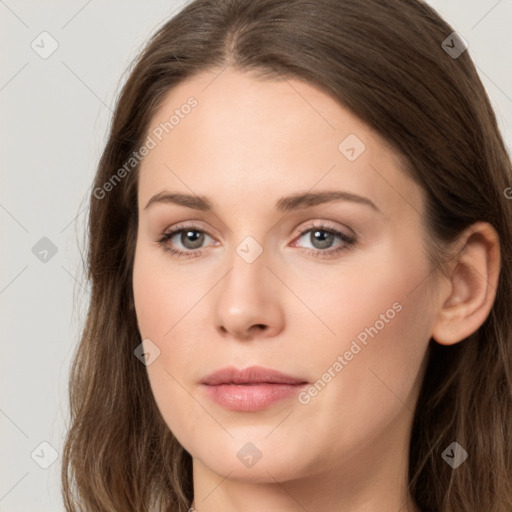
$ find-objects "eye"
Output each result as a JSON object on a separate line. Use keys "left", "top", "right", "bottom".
{"left": 156, "top": 222, "right": 357, "bottom": 259}
{"left": 291, "top": 223, "right": 357, "bottom": 258}
{"left": 156, "top": 223, "right": 216, "bottom": 259}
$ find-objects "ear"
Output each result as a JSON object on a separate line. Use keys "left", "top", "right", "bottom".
{"left": 431, "top": 222, "right": 501, "bottom": 346}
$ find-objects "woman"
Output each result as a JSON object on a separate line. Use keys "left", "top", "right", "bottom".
{"left": 61, "top": 0, "right": 512, "bottom": 511}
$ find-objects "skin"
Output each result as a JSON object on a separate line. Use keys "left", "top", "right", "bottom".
{"left": 132, "top": 67, "right": 500, "bottom": 512}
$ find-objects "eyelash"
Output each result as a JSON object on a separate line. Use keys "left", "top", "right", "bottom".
{"left": 156, "top": 222, "right": 357, "bottom": 260}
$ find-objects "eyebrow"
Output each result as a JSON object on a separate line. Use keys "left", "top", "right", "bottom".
{"left": 144, "top": 190, "right": 381, "bottom": 214}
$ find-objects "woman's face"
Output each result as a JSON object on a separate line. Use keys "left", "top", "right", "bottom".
{"left": 133, "top": 68, "right": 439, "bottom": 488}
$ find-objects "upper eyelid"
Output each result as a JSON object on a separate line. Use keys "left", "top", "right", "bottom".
{"left": 164, "top": 220, "right": 349, "bottom": 234}
{"left": 164, "top": 220, "right": 214, "bottom": 236}
{"left": 293, "top": 220, "right": 354, "bottom": 237}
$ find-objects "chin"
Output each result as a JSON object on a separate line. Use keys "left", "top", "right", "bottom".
{"left": 189, "top": 435, "right": 317, "bottom": 483}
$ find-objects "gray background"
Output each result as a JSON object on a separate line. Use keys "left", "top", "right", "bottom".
{"left": 1, "top": 1, "right": 511, "bottom": 510}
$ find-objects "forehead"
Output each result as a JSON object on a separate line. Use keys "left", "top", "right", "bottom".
{"left": 137, "top": 68, "right": 423, "bottom": 218}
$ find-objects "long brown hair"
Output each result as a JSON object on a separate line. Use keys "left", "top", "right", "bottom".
{"left": 61, "top": 1, "right": 512, "bottom": 510}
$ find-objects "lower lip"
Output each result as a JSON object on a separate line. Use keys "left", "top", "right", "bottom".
{"left": 202, "top": 383, "right": 307, "bottom": 412}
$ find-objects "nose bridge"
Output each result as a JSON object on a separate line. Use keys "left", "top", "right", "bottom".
{"left": 213, "top": 233, "right": 284, "bottom": 337}
{"left": 225, "top": 235, "right": 270, "bottom": 301}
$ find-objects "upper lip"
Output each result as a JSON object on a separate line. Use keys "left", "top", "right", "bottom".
{"left": 201, "top": 365, "right": 308, "bottom": 386}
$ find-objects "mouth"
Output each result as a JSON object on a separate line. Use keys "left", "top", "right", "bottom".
{"left": 201, "top": 366, "right": 308, "bottom": 412}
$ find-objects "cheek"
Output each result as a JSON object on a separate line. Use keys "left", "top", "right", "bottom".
{"left": 293, "top": 243, "right": 434, "bottom": 453}
{"left": 324, "top": 246, "right": 432, "bottom": 385}
{"left": 132, "top": 244, "right": 208, "bottom": 435}
{"left": 285, "top": 231, "right": 433, "bottom": 361}
{"left": 309, "top": 293, "right": 430, "bottom": 464}
{"left": 132, "top": 242, "right": 191, "bottom": 340}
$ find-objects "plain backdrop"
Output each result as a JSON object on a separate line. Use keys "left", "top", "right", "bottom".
{"left": 1, "top": 1, "right": 511, "bottom": 510}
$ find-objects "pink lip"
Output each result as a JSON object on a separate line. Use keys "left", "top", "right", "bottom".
{"left": 201, "top": 366, "right": 308, "bottom": 412}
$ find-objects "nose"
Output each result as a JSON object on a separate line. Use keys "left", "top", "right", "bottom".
{"left": 214, "top": 243, "right": 285, "bottom": 341}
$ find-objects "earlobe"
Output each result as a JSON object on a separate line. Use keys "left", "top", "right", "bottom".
{"left": 431, "top": 222, "right": 501, "bottom": 346}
